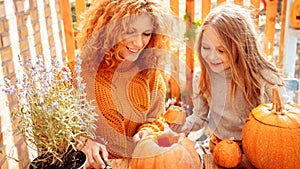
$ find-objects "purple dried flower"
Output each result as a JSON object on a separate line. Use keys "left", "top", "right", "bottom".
{"left": 80, "top": 83, "right": 86, "bottom": 90}
{"left": 2, "top": 78, "right": 16, "bottom": 95}
{"left": 60, "top": 66, "right": 71, "bottom": 82}
{"left": 52, "top": 102, "right": 59, "bottom": 109}
{"left": 75, "top": 76, "right": 83, "bottom": 83}
{"left": 75, "top": 57, "right": 82, "bottom": 65}
{"left": 74, "top": 65, "right": 81, "bottom": 74}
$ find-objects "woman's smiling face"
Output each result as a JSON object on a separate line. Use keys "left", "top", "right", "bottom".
{"left": 201, "top": 28, "right": 230, "bottom": 73}
{"left": 119, "top": 15, "right": 153, "bottom": 62}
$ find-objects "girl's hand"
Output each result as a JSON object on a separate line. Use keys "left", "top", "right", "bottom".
{"left": 169, "top": 114, "right": 197, "bottom": 133}
{"left": 133, "top": 129, "right": 151, "bottom": 143}
{"left": 78, "top": 138, "right": 109, "bottom": 169}
{"left": 169, "top": 123, "right": 183, "bottom": 132}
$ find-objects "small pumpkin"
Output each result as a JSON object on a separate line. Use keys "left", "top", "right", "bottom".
{"left": 131, "top": 131, "right": 202, "bottom": 169}
{"left": 290, "top": 0, "right": 300, "bottom": 29}
{"left": 242, "top": 87, "right": 300, "bottom": 169}
{"left": 213, "top": 137, "right": 242, "bottom": 168}
{"left": 164, "top": 105, "right": 186, "bottom": 124}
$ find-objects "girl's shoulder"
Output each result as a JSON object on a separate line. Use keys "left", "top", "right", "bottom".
{"left": 260, "top": 68, "right": 284, "bottom": 86}
{"left": 193, "top": 66, "right": 201, "bottom": 79}
{"left": 192, "top": 66, "right": 201, "bottom": 87}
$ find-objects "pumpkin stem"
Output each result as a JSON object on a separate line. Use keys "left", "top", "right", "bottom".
{"left": 226, "top": 137, "right": 235, "bottom": 144}
{"left": 272, "top": 87, "right": 284, "bottom": 113}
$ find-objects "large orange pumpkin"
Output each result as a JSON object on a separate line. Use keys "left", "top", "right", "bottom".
{"left": 290, "top": 0, "right": 300, "bottom": 29}
{"left": 131, "top": 131, "right": 202, "bottom": 169}
{"left": 213, "top": 137, "right": 242, "bottom": 168}
{"left": 242, "top": 88, "right": 300, "bottom": 169}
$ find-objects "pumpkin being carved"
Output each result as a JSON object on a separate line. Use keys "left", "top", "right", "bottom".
{"left": 213, "top": 137, "right": 242, "bottom": 168}
{"left": 242, "top": 88, "right": 300, "bottom": 169}
{"left": 131, "top": 131, "right": 202, "bottom": 169}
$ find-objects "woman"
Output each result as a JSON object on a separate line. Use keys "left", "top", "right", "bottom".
{"left": 72, "top": 0, "right": 177, "bottom": 168}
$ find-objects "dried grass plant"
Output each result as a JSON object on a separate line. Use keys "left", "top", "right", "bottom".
{"left": 2, "top": 55, "right": 98, "bottom": 168}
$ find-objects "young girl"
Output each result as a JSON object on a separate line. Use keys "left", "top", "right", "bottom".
{"left": 71, "top": 0, "right": 176, "bottom": 168}
{"left": 171, "top": 3, "right": 287, "bottom": 152}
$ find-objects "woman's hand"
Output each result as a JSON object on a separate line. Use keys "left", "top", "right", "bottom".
{"left": 133, "top": 129, "right": 151, "bottom": 143}
{"left": 78, "top": 138, "right": 109, "bottom": 169}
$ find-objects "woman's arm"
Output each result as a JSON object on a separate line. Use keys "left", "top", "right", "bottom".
{"left": 133, "top": 69, "right": 167, "bottom": 141}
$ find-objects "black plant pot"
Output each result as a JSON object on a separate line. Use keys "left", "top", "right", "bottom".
{"left": 29, "top": 150, "right": 87, "bottom": 169}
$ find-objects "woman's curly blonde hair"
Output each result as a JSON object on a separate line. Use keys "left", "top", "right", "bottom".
{"left": 76, "top": 0, "right": 177, "bottom": 69}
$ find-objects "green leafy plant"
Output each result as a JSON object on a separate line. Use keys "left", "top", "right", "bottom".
{"left": 2, "top": 55, "right": 98, "bottom": 168}
{"left": 183, "top": 13, "right": 202, "bottom": 42}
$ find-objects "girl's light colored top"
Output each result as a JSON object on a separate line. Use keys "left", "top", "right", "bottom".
{"left": 189, "top": 67, "right": 286, "bottom": 140}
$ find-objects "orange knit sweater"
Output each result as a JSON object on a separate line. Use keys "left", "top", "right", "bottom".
{"left": 68, "top": 61, "right": 166, "bottom": 158}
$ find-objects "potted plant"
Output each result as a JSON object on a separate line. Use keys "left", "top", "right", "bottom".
{"left": 2, "top": 55, "right": 98, "bottom": 169}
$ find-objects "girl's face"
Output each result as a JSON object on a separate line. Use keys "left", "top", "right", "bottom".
{"left": 201, "top": 28, "right": 231, "bottom": 73}
{"left": 119, "top": 15, "right": 153, "bottom": 61}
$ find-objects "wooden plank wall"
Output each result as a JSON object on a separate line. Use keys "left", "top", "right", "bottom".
{"left": 59, "top": 0, "right": 75, "bottom": 61}
{"left": 170, "top": 0, "right": 181, "bottom": 100}
{"left": 64, "top": 0, "right": 289, "bottom": 103}
{"left": 185, "top": 0, "right": 195, "bottom": 106}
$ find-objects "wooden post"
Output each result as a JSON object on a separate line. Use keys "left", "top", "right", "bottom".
{"left": 75, "top": 0, "right": 86, "bottom": 25}
{"left": 278, "top": 0, "right": 287, "bottom": 68}
{"left": 185, "top": 0, "right": 194, "bottom": 108}
{"left": 217, "top": 0, "right": 226, "bottom": 6}
{"left": 234, "top": 0, "right": 244, "bottom": 5}
{"left": 202, "top": 0, "right": 211, "bottom": 20}
{"left": 60, "top": 1, "right": 75, "bottom": 60}
{"left": 170, "top": 0, "right": 179, "bottom": 14}
{"left": 251, "top": 0, "right": 261, "bottom": 28}
{"left": 263, "top": 0, "right": 278, "bottom": 58}
{"left": 170, "top": 0, "right": 181, "bottom": 100}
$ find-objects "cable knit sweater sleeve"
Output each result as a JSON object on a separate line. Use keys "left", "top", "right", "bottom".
{"left": 136, "top": 69, "right": 166, "bottom": 133}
